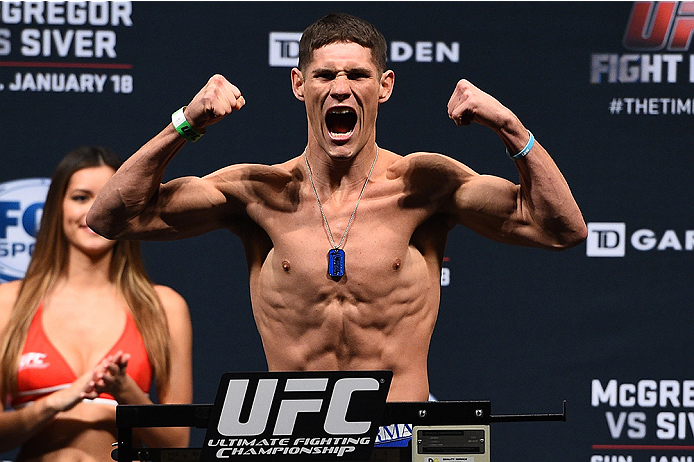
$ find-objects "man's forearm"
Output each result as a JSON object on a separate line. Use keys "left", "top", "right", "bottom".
{"left": 514, "top": 141, "right": 587, "bottom": 249}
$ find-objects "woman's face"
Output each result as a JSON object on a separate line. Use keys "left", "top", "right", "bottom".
{"left": 62, "top": 166, "right": 117, "bottom": 258}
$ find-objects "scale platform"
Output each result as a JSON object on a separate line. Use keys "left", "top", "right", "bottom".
{"left": 113, "top": 372, "right": 566, "bottom": 462}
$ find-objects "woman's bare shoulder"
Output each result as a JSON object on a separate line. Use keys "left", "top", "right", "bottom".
{"left": 153, "top": 285, "right": 188, "bottom": 313}
{"left": 0, "top": 280, "right": 22, "bottom": 328}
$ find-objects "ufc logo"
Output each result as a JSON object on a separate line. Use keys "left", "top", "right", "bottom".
{"left": 624, "top": 1, "right": 694, "bottom": 51}
{"left": 218, "top": 377, "right": 380, "bottom": 436}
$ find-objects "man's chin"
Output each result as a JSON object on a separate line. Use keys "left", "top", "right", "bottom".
{"left": 327, "top": 150, "right": 355, "bottom": 162}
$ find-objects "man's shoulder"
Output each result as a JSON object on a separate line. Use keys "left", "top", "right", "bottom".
{"left": 275, "top": 156, "right": 305, "bottom": 174}
{"left": 386, "top": 150, "right": 472, "bottom": 177}
{"left": 391, "top": 150, "right": 455, "bottom": 165}
{"left": 207, "top": 160, "right": 299, "bottom": 184}
{"left": 401, "top": 150, "right": 451, "bottom": 160}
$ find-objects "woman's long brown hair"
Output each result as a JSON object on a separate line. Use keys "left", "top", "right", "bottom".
{"left": 0, "top": 146, "right": 170, "bottom": 401}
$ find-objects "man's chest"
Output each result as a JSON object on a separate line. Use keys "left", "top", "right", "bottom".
{"left": 243, "top": 175, "right": 444, "bottom": 282}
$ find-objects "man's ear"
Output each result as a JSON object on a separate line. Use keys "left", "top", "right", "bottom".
{"left": 379, "top": 70, "right": 395, "bottom": 103}
{"left": 291, "top": 68, "right": 305, "bottom": 101}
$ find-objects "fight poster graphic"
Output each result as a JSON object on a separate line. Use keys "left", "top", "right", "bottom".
{"left": 0, "top": 1, "right": 134, "bottom": 94}
{"left": 591, "top": 1, "right": 694, "bottom": 116}
{"left": 591, "top": 379, "right": 694, "bottom": 462}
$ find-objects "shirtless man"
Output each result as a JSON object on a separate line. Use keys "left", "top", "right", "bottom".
{"left": 87, "top": 13, "right": 587, "bottom": 402}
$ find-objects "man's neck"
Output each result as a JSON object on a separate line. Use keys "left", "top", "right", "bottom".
{"left": 304, "top": 143, "right": 379, "bottom": 191}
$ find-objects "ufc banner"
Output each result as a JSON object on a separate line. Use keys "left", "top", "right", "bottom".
{"left": 203, "top": 371, "right": 392, "bottom": 461}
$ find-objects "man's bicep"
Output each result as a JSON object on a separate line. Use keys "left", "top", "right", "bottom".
{"left": 449, "top": 174, "right": 531, "bottom": 243}
{"left": 144, "top": 175, "right": 242, "bottom": 239}
{"left": 453, "top": 175, "right": 572, "bottom": 249}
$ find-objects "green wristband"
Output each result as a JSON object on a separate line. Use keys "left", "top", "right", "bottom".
{"left": 171, "top": 106, "right": 203, "bottom": 142}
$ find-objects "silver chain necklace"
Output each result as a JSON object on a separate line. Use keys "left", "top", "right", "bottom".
{"left": 303, "top": 145, "right": 379, "bottom": 277}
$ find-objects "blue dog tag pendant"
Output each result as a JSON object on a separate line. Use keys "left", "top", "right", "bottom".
{"left": 328, "top": 248, "right": 345, "bottom": 277}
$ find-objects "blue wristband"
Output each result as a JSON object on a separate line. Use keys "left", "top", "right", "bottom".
{"left": 506, "top": 130, "right": 534, "bottom": 160}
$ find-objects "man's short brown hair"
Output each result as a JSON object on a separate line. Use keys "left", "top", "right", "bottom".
{"left": 298, "top": 13, "right": 387, "bottom": 73}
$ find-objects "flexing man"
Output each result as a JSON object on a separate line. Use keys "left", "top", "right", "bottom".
{"left": 87, "top": 13, "right": 587, "bottom": 402}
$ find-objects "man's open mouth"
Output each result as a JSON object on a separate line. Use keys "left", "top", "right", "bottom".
{"left": 326, "top": 107, "right": 357, "bottom": 136}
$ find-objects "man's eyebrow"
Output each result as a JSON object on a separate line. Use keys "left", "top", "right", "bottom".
{"left": 346, "top": 67, "right": 373, "bottom": 75}
{"left": 311, "top": 67, "right": 335, "bottom": 75}
{"left": 311, "top": 66, "right": 373, "bottom": 76}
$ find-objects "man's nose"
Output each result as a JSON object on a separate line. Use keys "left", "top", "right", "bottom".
{"left": 330, "top": 75, "right": 351, "bottom": 99}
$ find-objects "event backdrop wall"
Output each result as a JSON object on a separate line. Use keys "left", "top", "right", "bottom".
{"left": 1, "top": 2, "right": 693, "bottom": 461}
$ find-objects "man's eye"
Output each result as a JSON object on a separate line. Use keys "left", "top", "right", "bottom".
{"left": 349, "top": 73, "right": 368, "bottom": 79}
